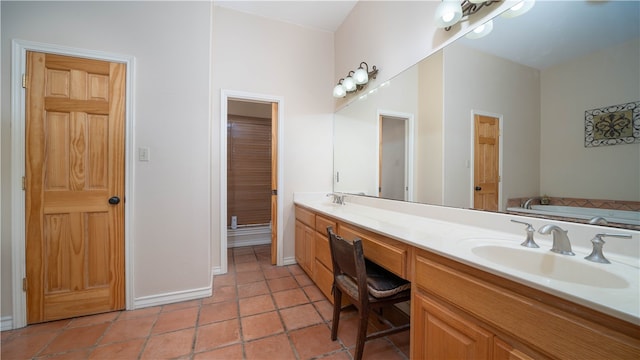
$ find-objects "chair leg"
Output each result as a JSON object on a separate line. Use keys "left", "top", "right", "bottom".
{"left": 331, "top": 289, "right": 342, "bottom": 341}
{"left": 354, "top": 306, "right": 369, "bottom": 360}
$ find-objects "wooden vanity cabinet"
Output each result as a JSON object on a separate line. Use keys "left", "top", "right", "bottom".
{"left": 313, "top": 214, "right": 337, "bottom": 301}
{"left": 294, "top": 205, "right": 640, "bottom": 359}
{"left": 412, "top": 247, "right": 640, "bottom": 359}
{"left": 294, "top": 206, "right": 315, "bottom": 276}
{"left": 295, "top": 205, "right": 406, "bottom": 303}
{"left": 294, "top": 205, "right": 338, "bottom": 301}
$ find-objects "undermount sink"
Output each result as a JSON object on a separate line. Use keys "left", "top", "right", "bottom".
{"left": 471, "top": 245, "right": 629, "bottom": 289}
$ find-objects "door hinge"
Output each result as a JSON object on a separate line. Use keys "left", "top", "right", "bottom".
{"left": 22, "top": 74, "right": 27, "bottom": 89}
{"left": 22, "top": 176, "right": 26, "bottom": 190}
{"left": 271, "top": 189, "right": 278, "bottom": 196}
{"left": 22, "top": 278, "right": 27, "bottom": 292}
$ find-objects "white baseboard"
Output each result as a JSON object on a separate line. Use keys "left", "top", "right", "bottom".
{"left": 282, "top": 256, "right": 297, "bottom": 266}
{"left": 211, "top": 265, "right": 224, "bottom": 276}
{"left": 133, "top": 286, "right": 212, "bottom": 310}
{"left": 1, "top": 316, "right": 13, "bottom": 331}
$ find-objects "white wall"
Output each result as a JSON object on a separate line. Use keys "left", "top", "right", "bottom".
{"left": 540, "top": 38, "right": 640, "bottom": 201}
{"left": 417, "top": 51, "right": 444, "bottom": 205}
{"left": 443, "top": 42, "right": 541, "bottom": 209}
{"left": 1, "top": 1, "right": 212, "bottom": 321}
{"left": 211, "top": 6, "right": 335, "bottom": 268}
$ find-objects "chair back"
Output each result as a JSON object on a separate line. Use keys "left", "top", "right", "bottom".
{"left": 326, "top": 226, "right": 368, "bottom": 301}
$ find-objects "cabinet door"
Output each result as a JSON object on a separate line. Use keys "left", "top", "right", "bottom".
{"left": 295, "top": 220, "right": 305, "bottom": 266}
{"left": 412, "top": 291, "right": 492, "bottom": 359}
{"left": 294, "top": 220, "right": 314, "bottom": 275}
{"left": 304, "top": 224, "right": 314, "bottom": 275}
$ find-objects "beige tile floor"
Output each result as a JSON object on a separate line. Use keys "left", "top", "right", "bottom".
{"left": 1, "top": 244, "right": 409, "bottom": 359}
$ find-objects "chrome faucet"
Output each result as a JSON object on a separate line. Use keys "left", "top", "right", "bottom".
{"left": 584, "top": 233, "right": 632, "bottom": 264}
{"left": 326, "top": 193, "right": 346, "bottom": 205}
{"left": 510, "top": 219, "right": 539, "bottom": 248}
{"left": 522, "top": 197, "right": 537, "bottom": 209}
{"left": 588, "top": 216, "right": 609, "bottom": 225}
{"left": 538, "top": 224, "right": 574, "bottom": 255}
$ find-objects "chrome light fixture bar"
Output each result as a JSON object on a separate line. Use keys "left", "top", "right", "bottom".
{"left": 435, "top": 0, "right": 500, "bottom": 31}
{"left": 333, "top": 62, "right": 379, "bottom": 98}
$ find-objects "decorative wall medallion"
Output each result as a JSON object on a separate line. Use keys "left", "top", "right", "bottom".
{"left": 585, "top": 101, "right": 640, "bottom": 147}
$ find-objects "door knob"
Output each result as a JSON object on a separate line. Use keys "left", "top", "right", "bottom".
{"left": 108, "top": 196, "right": 121, "bottom": 205}
{"left": 474, "top": 186, "right": 482, "bottom": 191}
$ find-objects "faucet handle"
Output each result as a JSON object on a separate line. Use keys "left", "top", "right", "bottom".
{"left": 584, "top": 233, "right": 631, "bottom": 264}
{"left": 510, "top": 219, "right": 539, "bottom": 248}
{"left": 326, "top": 192, "right": 346, "bottom": 205}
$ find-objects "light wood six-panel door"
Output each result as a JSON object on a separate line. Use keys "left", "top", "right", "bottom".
{"left": 25, "top": 52, "right": 126, "bottom": 323}
{"left": 473, "top": 114, "right": 499, "bottom": 211}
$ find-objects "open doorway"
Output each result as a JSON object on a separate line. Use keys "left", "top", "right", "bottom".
{"left": 226, "top": 100, "right": 273, "bottom": 248}
{"left": 378, "top": 113, "right": 414, "bottom": 201}
{"left": 220, "top": 91, "right": 283, "bottom": 274}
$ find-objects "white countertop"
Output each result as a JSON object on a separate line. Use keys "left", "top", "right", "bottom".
{"left": 294, "top": 193, "right": 640, "bottom": 325}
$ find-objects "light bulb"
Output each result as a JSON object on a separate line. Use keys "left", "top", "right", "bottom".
{"left": 333, "top": 84, "right": 346, "bottom": 98}
{"left": 442, "top": 11, "right": 455, "bottom": 22}
{"left": 511, "top": 1, "right": 524, "bottom": 11}
{"left": 434, "top": 0, "right": 463, "bottom": 28}
{"left": 354, "top": 67, "right": 368, "bottom": 85}
{"left": 343, "top": 76, "right": 356, "bottom": 92}
{"left": 501, "top": 0, "right": 535, "bottom": 19}
{"left": 465, "top": 20, "right": 493, "bottom": 40}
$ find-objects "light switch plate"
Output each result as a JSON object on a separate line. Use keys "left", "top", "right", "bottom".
{"left": 138, "top": 147, "right": 150, "bottom": 161}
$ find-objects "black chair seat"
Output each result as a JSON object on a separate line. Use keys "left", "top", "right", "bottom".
{"left": 365, "top": 259, "right": 411, "bottom": 298}
{"left": 335, "top": 260, "right": 410, "bottom": 301}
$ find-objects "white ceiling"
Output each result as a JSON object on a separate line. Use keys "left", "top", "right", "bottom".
{"left": 459, "top": 0, "right": 640, "bottom": 70}
{"left": 215, "top": 0, "right": 358, "bottom": 32}
{"left": 214, "top": 1, "right": 640, "bottom": 69}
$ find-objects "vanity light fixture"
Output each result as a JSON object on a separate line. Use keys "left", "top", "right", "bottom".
{"left": 435, "top": 0, "right": 500, "bottom": 31}
{"left": 333, "top": 62, "right": 379, "bottom": 98}
{"left": 465, "top": 19, "right": 493, "bottom": 39}
{"left": 501, "top": 0, "right": 535, "bottom": 19}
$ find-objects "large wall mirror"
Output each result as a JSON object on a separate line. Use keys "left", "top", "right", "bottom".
{"left": 333, "top": 1, "right": 639, "bottom": 229}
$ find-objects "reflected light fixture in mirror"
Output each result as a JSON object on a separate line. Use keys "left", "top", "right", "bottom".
{"left": 435, "top": 0, "right": 500, "bottom": 30}
{"left": 333, "top": 62, "right": 379, "bottom": 98}
{"left": 465, "top": 19, "right": 494, "bottom": 39}
{"left": 501, "top": 0, "right": 536, "bottom": 19}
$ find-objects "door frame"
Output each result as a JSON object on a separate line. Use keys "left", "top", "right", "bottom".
{"left": 376, "top": 110, "right": 415, "bottom": 202}
{"left": 10, "top": 40, "right": 135, "bottom": 329}
{"left": 469, "top": 110, "right": 503, "bottom": 211}
{"left": 219, "top": 90, "right": 284, "bottom": 274}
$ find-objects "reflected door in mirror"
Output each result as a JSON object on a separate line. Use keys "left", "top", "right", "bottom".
{"left": 474, "top": 114, "right": 499, "bottom": 211}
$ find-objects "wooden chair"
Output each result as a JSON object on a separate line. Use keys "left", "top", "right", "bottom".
{"left": 326, "top": 226, "right": 411, "bottom": 360}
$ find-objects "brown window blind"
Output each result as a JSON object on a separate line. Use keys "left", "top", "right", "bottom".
{"left": 227, "top": 115, "right": 272, "bottom": 227}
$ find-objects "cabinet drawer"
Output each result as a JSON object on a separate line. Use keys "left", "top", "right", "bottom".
{"left": 315, "top": 214, "right": 337, "bottom": 235}
{"left": 315, "top": 231, "right": 332, "bottom": 269}
{"left": 295, "top": 206, "right": 315, "bottom": 228}
{"left": 314, "top": 259, "right": 334, "bottom": 302}
{"left": 339, "top": 225, "right": 407, "bottom": 278}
